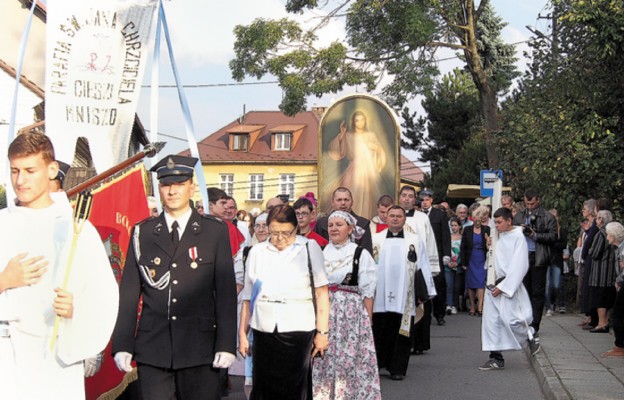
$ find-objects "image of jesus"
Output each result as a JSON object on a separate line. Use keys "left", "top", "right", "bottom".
{"left": 327, "top": 110, "right": 387, "bottom": 218}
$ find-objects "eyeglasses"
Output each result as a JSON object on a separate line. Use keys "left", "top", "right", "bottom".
{"left": 295, "top": 211, "right": 311, "bottom": 218}
{"left": 269, "top": 227, "right": 296, "bottom": 239}
{"left": 254, "top": 223, "right": 268, "bottom": 230}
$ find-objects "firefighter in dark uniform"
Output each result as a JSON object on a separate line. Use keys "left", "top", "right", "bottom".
{"left": 112, "top": 155, "right": 237, "bottom": 400}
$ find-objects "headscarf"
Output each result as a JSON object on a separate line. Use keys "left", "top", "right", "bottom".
{"left": 255, "top": 212, "right": 268, "bottom": 225}
{"left": 328, "top": 210, "right": 365, "bottom": 241}
{"left": 251, "top": 213, "right": 269, "bottom": 245}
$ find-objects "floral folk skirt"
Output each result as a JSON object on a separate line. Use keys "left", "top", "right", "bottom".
{"left": 312, "top": 287, "right": 382, "bottom": 400}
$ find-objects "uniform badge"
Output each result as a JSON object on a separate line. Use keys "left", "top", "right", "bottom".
{"left": 149, "top": 268, "right": 156, "bottom": 278}
{"left": 189, "top": 246, "right": 198, "bottom": 269}
{"left": 154, "top": 257, "right": 161, "bottom": 265}
{"left": 167, "top": 157, "right": 175, "bottom": 169}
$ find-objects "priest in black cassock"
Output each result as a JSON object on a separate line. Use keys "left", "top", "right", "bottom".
{"left": 371, "top": 206, "right": 435, "bottom": 381}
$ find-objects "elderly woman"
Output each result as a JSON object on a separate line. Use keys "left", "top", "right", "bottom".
{"left": 602, "top": 222, "right": 624, "bottom": 356}
{"left": 239, "top": 205, "right": 329, "bottom": 399}
{"left": 312, "top": 210, "right": 381, "bottom": 400}
{"left": 588, "top": 210, "right": 617, "bottom": 333}
{"left": 460, "top": 205, "right": 491, "bottom": 316}
{"left": 238, "top": 212, "right": 269, "bottom": 388}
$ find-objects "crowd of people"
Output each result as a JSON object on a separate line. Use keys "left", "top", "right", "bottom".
{"left": 2, "top": 131, "right": 623, "bottom": 400}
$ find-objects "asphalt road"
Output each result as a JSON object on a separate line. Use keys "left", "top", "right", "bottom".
{"left": 379, "top": 312, "right": 545, "bottom": 400}
{"left": 225, "top": 311, "right": 545, "bottom": 400}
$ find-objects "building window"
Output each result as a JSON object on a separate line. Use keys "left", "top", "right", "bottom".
{"left": 273, "top": 132, "right": 292, "bottom": 151}
{"left": 279, "top": 174, "right": 295, "bottom": 201}
{"left": 249, "top": 174, "right": 264, "bottom": 200}
{"left": 231, "top": 134, "right": 249, "bottom": 151}
{"left": 219, "top": 174, "right": 234, "bottom": 196}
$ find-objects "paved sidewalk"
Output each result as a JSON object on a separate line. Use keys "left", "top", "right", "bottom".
{"left": 531, "top": 313, "right": 624, "bottom": 400}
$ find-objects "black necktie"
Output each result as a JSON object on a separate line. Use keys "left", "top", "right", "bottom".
{"left": 171, "top": 221, "right": 180, "bottom": 248}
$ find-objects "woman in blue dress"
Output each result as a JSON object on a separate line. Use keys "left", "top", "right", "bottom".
{"left": 460, "top": 206, "right": 491, "bottom": 316}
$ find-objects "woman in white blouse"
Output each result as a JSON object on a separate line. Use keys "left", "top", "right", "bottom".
{"left": 239, "top": 205, "right": 330, "bottom": 399}
{"left": 312, "top": 210, "right": 381, "bottom": 400}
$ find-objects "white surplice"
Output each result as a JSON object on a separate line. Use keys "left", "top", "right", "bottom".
{"left": 372, "top": 230, "right": 436, "bottom": 335}
{"left": 481, "top": 226, "right": 533, "bottom": 351}
{"left": 404, "top": 212, "right": 440, "bottom": 274}
{"left": 0, "top": 193, "right": 119, "bottom": 399}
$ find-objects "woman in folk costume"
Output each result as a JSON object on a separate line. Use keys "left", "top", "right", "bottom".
{"left": 312, "top": 210, "right": 381, "bottom": 400}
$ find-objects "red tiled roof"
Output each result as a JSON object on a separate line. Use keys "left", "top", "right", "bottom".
{"left": 188, "top": 109, "right": 425, "bottom": 183}
{"left": 399, "top": 154, "right": 425, "bottom": 184}
{"left": 192, "top": 111, "right": 320, "bottom": 164}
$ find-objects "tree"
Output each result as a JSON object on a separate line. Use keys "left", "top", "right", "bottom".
{"left": 402, "top": 68, "right": 481, "bottom": 169}
{"left": 419, "top": 131, "right": 488, "bottom": 203}
{"left": 230, "top": 0, "right": 516, "bottom": 167}
{"left": 497, "top": 0, "right": 624, "bottom": 229}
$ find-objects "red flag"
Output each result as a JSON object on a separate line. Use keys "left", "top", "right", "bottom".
{"left": 226, "top": 220, "right": 245, "bottom": 257}
{"left": 85, "top": 165, "right": 149, "bottom": 400}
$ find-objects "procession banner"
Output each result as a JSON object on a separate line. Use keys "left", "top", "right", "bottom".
{"left": 86, "top": 164, "right": 149, "bottom": 400}
{"left": 45, "top": 0, "right": 158, "bottom": 173}
{"left": 318, "top": 94, "right": 400, "bottom": 219}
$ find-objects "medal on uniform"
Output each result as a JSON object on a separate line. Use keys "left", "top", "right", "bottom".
{"left": 154, "top": 257, "right": 161, "bottom": 265}
{"left": 189, "top": 246, "right": 198, "bottom": 269}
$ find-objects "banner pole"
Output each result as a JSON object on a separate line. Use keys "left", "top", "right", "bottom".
{"left": 159, "top": 1, "right": 210, "bottom": 210}
{"left": 66, "top": 142, "right": 165, "bottom": 198}
{"left": 4, "top": 0, "right": 38, "bottom": 195}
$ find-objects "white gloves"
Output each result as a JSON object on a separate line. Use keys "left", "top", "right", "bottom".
{"left": 443, "top": 256, "right": 451, "bottom": 266}
{"left": 114, "top": 351, "right": 235, "bottom": 370}
{"left": 84, "top": 352, "right": 104, "bottom": 377}
{"left": 213, "top": 352, "right": 236, "bottom": 369}
{"left": 114, "top": 352, "right": 133, "bottom": 373}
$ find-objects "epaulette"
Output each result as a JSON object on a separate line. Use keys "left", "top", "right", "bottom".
{"left": 135, "top": 215, "right": 157, "bottom": 227}
{"left": 201, "top": 214, "right": 225, "bottom": 224}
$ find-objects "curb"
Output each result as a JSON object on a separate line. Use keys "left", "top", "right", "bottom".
{"left": 526, "top": 347, "right": 571, "bottom": 400}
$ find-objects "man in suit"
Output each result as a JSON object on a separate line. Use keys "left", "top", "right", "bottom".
{"left": 420, "top": 189, "right": 451, "bottom": 326}
{"left": 112, "top": 155, "right": 238, "bottom": 400}
{"left": 314, "top": 186, "right": 373, "bottom": 253}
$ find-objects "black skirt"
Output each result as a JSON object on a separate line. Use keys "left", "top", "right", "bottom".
{"left": 589, "top": 285, "right": 617, "bottom": 309}
{"left": 251, "top": 328, "right": 315, "bottom": 400}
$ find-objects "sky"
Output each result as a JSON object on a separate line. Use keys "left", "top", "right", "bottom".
{"left": 137, "top": 0, "right": 552, "bottom": 167}
{"left": 1, "top": 0, "right": 551, "bottom": 180}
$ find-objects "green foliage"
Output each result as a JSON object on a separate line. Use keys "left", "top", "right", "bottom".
{"left": 421, "top": 69, "right": 481, "bottom": 167}
{"left": 230, "top": 18, "right": 376, "bottom": 114}
{"left": 229, "top": 1, "right": 519, "bottom": 167}
{"left": 473, "top": 1, "right": 520, "bottom": 94}
{"left": 419, "top": 132, "right": 489, "bottom": 203}
{"left": 230, "top": 1, "right": 497, "bottom": 114}
{"left": 0, "top": 185, "right": 6, "bottom": 210}
{"left": 285, "top": 0, "right": 318, "bottom": 13}
{"left": 498, "top": 0, "right": 624, "bottom": 231}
